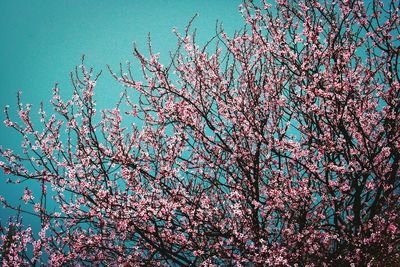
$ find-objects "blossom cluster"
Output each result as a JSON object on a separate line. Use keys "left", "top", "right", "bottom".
{"left": 1, "top": 0, "right": 399, "bottom": 265}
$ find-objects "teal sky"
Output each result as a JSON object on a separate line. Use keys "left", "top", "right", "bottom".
{"left": 0, "top": 0, "right": 243, "bottom": 227}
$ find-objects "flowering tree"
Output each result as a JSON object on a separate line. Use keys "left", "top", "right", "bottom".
{"left": 1, "top": 0, "right": 399, "bottom": 265}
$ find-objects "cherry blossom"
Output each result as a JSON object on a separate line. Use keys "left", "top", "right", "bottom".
{"left": 1, "top": 0, "right": 399, "bottom": 265}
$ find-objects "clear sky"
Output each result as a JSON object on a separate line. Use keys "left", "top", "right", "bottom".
{"left": 0, "top": 0, "right": 243, "bottom": 228}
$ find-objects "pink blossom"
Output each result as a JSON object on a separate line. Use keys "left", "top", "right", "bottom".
{"left": 0, "top": 0, "right": 399, "bottom": 265}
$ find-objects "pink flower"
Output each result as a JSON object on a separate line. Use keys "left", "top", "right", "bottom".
{"left": 388, "top": 224, "right": 397, "bottom": 234}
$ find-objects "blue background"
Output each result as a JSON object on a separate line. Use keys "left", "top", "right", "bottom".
{"left": 0, "top": 0, "right": 242, "bottom": 231}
